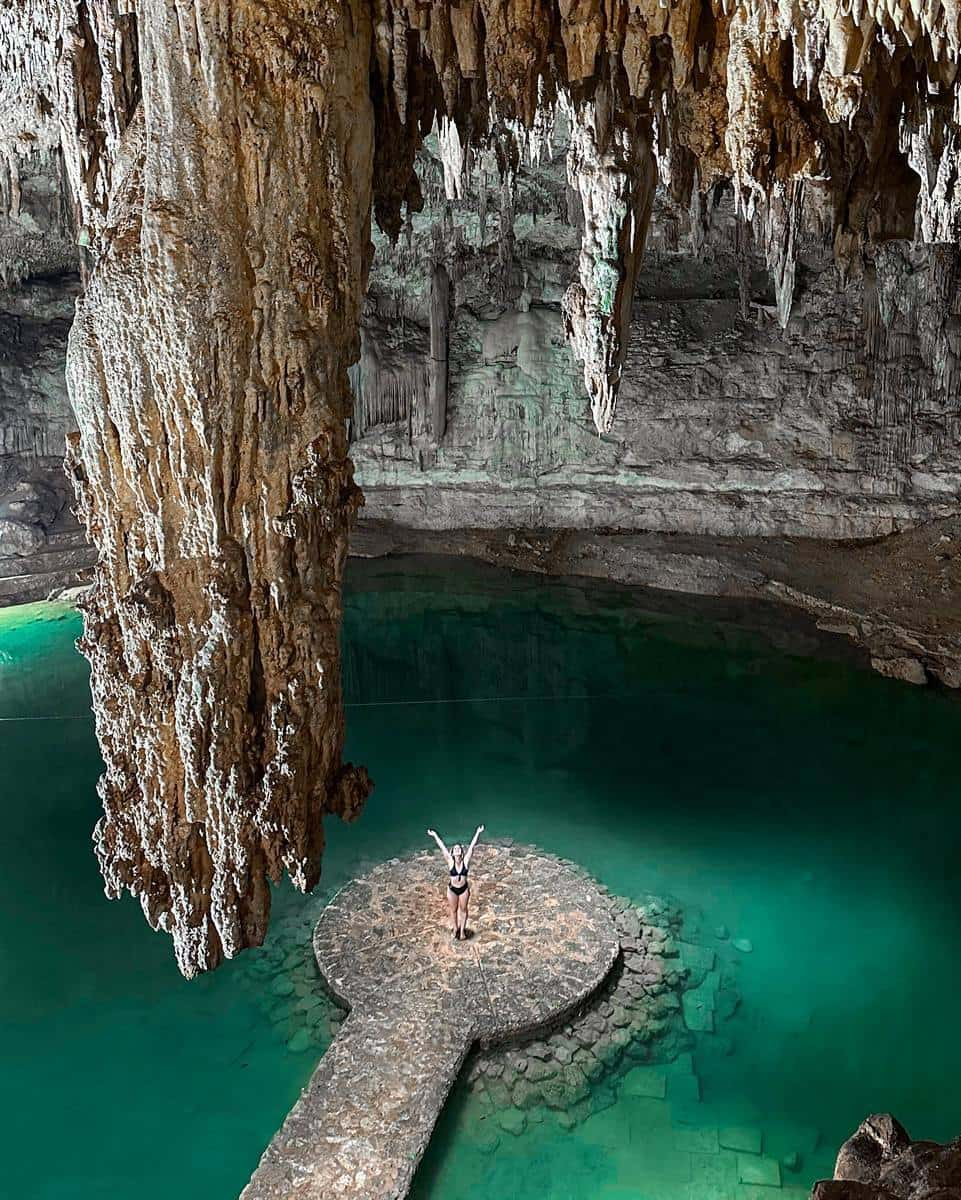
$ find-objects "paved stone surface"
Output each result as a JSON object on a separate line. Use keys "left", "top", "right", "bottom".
{"left": 241, "top": 843, "right": 619, "bottom": 1200}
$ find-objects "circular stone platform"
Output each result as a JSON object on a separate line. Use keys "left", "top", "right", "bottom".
{"left": 242, "top": 843, "right": 619, "bottom": 1200}
{"left": 314, "top": 841, "right": 620, "bottom": 1043}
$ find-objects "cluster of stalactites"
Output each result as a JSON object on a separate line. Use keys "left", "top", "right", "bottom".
{"left": 370, "top": 1, "right": 664, "bottom": 432}
{"left": 55, "top": 2, "right": 141, "bottom": 251}
{"left": 369, "top": 0, "right": 961, "bottom": 428}
{"left": 0, "top": 2, "right": 141, "bottom": 284}
{"left": 0, "top": 2, "right": 74, "bottom": 285}
{"left": 0, "top": 2, "right": 62, "bottom": 168}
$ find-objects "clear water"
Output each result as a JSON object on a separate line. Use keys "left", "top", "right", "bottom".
{"left": 1, "top": 561, "right": 959, "bottom": 1199}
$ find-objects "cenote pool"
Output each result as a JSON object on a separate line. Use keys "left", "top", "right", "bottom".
{"left": 1, "top": 556, "right": 959, "bottom": 1200}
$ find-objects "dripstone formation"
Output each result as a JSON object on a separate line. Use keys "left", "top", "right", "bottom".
{"left": 353, "top": 144, "right": 961, "bottom": 543}
{"left": 3, "top": 3, "right": 961, "bottom": 973}
{"left": 6, "top": 3, "right": 375, "bottom": 977}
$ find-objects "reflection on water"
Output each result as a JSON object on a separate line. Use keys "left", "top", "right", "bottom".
{"left": 1, "top": 558, "right": 959, "bottom": 1199}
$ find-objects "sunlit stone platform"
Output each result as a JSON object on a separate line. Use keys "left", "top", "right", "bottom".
{"left": 241, "top": 842, "right": 619, "bottom": 1200}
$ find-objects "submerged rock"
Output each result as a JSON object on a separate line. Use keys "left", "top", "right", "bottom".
{"left": 286, "top": 1029, "right": 312, "bottom": 1055}
{"left": 496, "top": 1109, "right": 527, "bottom": 1137}
{"left": 459, "top": 877, "right": 737, "bottom": 1133}
{"left": 720, "top": 1125, "right": 763, "bottom": 1155}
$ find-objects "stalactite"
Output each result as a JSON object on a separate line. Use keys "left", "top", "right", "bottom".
{"left": 54, "top": 0, "right": 374, "bottom": 977}
{"left": 0, "top": 3, "right": 75, "bottom": 285}
{"left": 429, "top": 261, "right": 450, "bottom": 441}
{"left": 763, "top": 180, "right": 805, "bottom": 330}
{"left": 350, "top": 324, "right": 429, "bottom": 438}
{"left": 905, "top": 114, "right": 961, "bottom": 244}
{"left": 562, "top": 97, "right": 656, "bottom": 433}
{"left": 437, "top": 117, "right": 467, "bottom": 200}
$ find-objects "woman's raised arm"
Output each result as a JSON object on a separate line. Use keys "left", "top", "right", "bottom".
{"left": 427, "top": 828, "right": 453, "bottom": 867}
{"left": 464, "top": 824, "right": 485, "bottom": 866}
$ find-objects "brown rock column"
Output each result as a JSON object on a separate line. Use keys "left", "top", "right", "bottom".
{"left": 57, "top": 0, "right": 373, "bottom": 977}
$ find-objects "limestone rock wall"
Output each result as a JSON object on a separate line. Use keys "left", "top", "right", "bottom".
{"left": 0, "top": 5, "right": 85, "bottom": 591}
{"left": 0, "top": 280, "right": 77, "bottom": 550}
{"left": 0, "top": 3, "right": 75, "bottom": 286}
{"left": 352, "top": 136, "right": 961, "bottom": 540}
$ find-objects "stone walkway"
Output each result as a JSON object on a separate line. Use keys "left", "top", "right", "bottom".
{"left": 241, "top": 843, "right": 619, "bottom": 1200}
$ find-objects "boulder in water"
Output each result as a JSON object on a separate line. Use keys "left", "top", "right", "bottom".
{"left": 286, "top": 1028, "right": 312, "bottom": 1054}
{"left": 496, "top": 1109, "right": 527, "bottom": 1137}
{"left": 834, "top": 1114, "right": 912, "bottom": 1184}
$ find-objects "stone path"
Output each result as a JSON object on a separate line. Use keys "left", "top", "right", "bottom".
{"left": 241, "top": 843, "right": 619, "bottom": 1200}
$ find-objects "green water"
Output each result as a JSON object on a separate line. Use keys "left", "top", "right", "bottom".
{"left": 1, "top": 562, "right": 959, "bottom": 1199}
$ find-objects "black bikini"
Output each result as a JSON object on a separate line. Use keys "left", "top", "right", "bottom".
{"left": 449, "top": 860, "right": 469, "bottom": 895}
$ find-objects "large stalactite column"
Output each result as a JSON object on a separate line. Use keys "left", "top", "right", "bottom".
{"left": 57, "top": 1, "right": 373, "bottom": 977}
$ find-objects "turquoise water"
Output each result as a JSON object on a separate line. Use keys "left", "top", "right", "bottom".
{"left": 1, "top": 561, "right": 960, "bottom": 1199}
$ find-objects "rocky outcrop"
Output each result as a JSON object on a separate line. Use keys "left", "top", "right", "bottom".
{"left": 814, "top": 1114, "right": 961, "bottom": 1200}
{"left": 3, "top": 1, "right": 961, "bottom": 972}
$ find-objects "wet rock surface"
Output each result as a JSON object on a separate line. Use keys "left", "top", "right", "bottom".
{"left": 818, "top": 1115, "right": 961, "bottom": 1200}
{"left": 464, "top": 886, "right": 697, "bottom": 1123}
{"left": 241, "top": 843, "right": 618, "bottom": 1199}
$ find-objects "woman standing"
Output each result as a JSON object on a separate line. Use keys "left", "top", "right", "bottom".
{"left": 427, "top": 824, "right": 485, "bottom": 939}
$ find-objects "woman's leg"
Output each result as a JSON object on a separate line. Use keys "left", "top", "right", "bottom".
{"left": 457, "top": 889, "right": 470, "bottom": 937}
{"left": 446, "top": 889, "right": 459, "bottom": 935}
